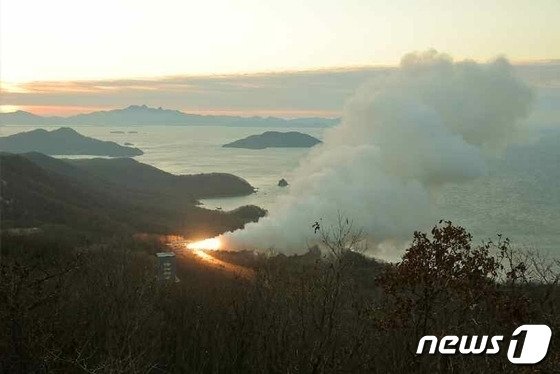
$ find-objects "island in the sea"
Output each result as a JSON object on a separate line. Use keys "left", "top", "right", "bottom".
{"left": 0, "top": 127, "right": 144, "bottom": 157}
{"left": 223, "top": 131, "right": 322, "bottom": 149}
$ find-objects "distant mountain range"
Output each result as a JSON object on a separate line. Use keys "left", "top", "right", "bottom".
{"left": 0, "top": 127, "right": 143, "bottom": 157}
{"left": 0, "top": 105, "right": 339, "bottom": 127}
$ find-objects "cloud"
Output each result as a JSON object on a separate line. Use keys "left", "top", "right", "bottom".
{"left": 1, "top": 68, "right": 385, "bottom": 117}
{"left": 220, "top": 51, "right": 536, "bottom": 258}
{"left": 1, "top": 61, "right": 558, "bottom": 120}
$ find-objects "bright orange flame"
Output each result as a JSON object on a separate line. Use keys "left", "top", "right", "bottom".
{"left": 186, "top": 238, "right": 221, "bottom": 250}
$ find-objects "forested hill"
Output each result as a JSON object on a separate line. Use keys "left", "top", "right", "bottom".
{"left": 65, "top": 157, "right": 255, "bottom": 199}
{"left": 0, "top": 153, "right": 265, "bottom": 237}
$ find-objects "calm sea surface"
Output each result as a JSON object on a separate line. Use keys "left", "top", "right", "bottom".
{"left": 2, "top": 125, "right": 559, "bottom": 255}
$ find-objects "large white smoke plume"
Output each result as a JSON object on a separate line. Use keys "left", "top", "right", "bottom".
{"left": 221, "top": 50, "right": 534, "bottom": 258}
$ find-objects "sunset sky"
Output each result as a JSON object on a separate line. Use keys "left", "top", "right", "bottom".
{"left": 1, "top": 0, "right": 559, "bottom": 116}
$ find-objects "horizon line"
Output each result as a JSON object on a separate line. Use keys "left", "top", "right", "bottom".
{"left": 2, "top": 58, "right": 559, "bottom": 87}
{"left": 0, "top": 104, "right": 342, "bottom": 120}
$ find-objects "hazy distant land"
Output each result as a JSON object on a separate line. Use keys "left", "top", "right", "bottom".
{"left": 0, "top": 105, "right": 339, "bottom": 127}
{"left": 0, "top": 127, "right": 143, "bottom": 157}
{"left": 223, "top": 131, "right": 322, "bottom": 149}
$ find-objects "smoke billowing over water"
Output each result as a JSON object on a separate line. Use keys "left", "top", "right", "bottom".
{"left": 221, "top": 51, "right": 534, "bottom": 258}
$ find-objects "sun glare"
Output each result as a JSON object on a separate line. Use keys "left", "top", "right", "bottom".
{"left": 186, "top": 238, "right": 221, "bottom": 250}
{"left": 0, "top": 105, "right": 21, "bottom": 113}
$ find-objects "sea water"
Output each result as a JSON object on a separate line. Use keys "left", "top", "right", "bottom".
{"left": 1, "top": 125, "right": 559, "bottom": 255}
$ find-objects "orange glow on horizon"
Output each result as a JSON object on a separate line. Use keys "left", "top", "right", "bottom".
{"left": 0, "top": 104, "right": 340, "bottom": 119}
{"left": 0, "top": 105, "right": 113, "bottom": 116}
